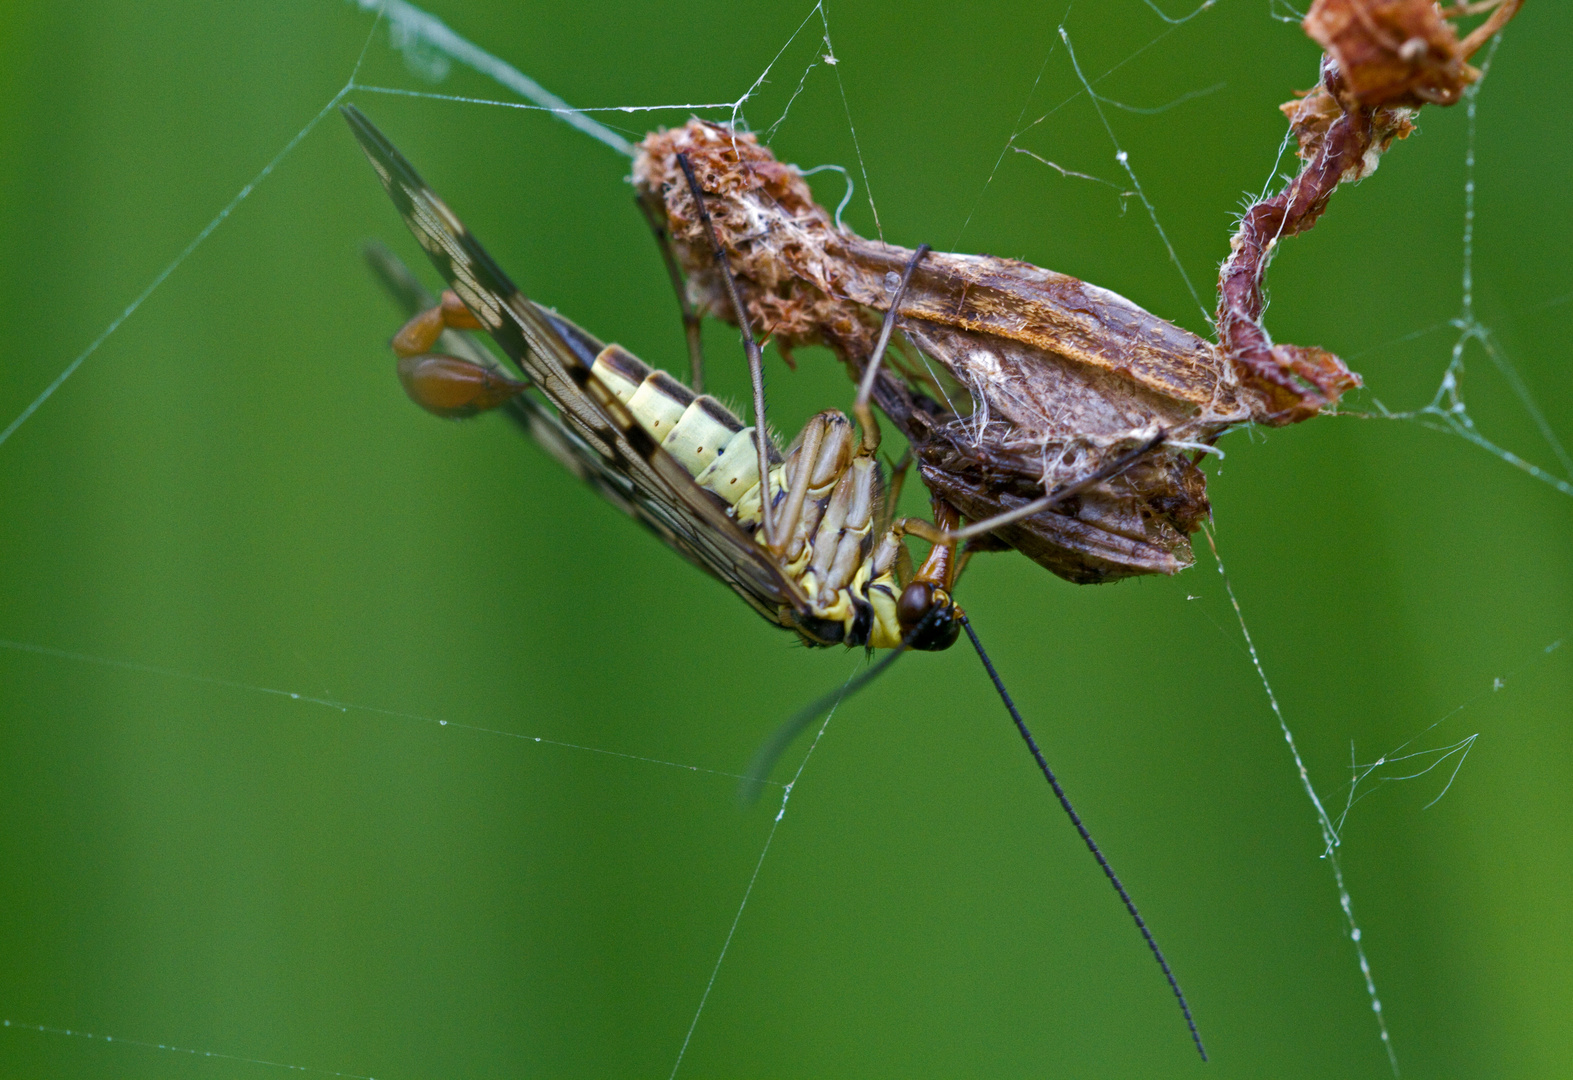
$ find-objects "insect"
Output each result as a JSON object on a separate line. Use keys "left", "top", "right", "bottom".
{"left": 346, "top": 107, "right": 961, "bottom": 655}
{"left": 341, "top": 103, "right": 1207, "bottom": 1060}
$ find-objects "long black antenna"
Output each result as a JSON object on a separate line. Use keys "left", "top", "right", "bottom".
{"left": 959, "top": 613, "right": 1207, "bottom": 1062}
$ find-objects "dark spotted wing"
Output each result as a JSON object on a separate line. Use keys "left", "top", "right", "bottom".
{"left": 343, "top": 104, "right": 804, "bottom": 625}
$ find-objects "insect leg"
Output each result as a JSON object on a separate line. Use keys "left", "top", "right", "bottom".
{"left": 874, "top": 448, "right": 914, "bottom": 543}
{"left": 635, "top": 188, "right": 707, "bottom": 392}
{"left": 854, "top": 244, "right": 930, "bottom": 456}
{"left": 939, "top": 431, "right": 1169, "bottom": 543}
{"left": 951, "top": 547, "right": 977, "bottom": 588}
{"left": 675, "top": 152, "right": 776, "bottom": 549}
{"left": 887, "top": 449, "right": 913, "bottom": 507}
{"left": 892, "top": 497, "right": 962, "bottom": 591}
{"left": 774, "top": 413, "right": 829, "bottom": 558}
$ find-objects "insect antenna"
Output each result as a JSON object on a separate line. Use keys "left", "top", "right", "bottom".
{"left": 959, "top": 613, "right": 1208, "bottom": 1062}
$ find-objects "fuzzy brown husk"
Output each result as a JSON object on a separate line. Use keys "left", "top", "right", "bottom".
{"left": 635, "top": 123, "right": 1260, "bottom": 582}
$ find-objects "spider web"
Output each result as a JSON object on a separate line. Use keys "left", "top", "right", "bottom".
{"left": 0, "top": 1, "right": 1569, "bottom": 1076}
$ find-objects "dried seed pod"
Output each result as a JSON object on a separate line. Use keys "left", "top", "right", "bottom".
{"left": 634, "top": 122, "right": 1311, "bottom": 583}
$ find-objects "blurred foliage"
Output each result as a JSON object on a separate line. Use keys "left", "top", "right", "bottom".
{"left": 0, "top": 1, "right": 1569, "bottom": 1076}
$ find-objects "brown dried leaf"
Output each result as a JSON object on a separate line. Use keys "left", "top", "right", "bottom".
{"left": 634, "top": 122, "right": 1302, "bottom": 582}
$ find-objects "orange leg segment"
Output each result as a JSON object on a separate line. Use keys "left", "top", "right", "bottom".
{"left": 390, "top": 290, "right": 525, "bottom": 419}
{"left": 909, "top": 497, "right": 961, "bottom": 592}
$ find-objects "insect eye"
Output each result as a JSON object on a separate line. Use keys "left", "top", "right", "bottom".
{"left": 897, "top": 582, "right": 960, "bottom": 652}
{"left": 896, "top": 581, "right": 935, "bottom": 627}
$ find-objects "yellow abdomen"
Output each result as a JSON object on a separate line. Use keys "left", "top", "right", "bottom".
{"left": 589, "top": 344, "right": 903, "bottom": 648}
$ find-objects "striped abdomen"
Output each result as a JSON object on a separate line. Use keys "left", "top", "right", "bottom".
{"left": 589, "top": 344, "right": 904, "bottom": 648}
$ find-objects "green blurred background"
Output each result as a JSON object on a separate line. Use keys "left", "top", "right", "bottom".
{"left": 1, "top": 1, "right": 1569, "bottom": 1076}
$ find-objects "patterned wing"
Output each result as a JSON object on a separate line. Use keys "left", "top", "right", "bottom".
{"left": 343, "top": 104, "right": 804, "bottom": 624}
{"left": 363, "top": 239, "right": 647, "bottom": 521}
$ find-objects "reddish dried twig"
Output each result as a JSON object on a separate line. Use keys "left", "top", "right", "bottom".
{"left": 1218, "top": 0, "right": 1522, "bottom": 423}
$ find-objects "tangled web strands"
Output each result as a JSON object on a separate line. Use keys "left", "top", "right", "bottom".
{"left": 1, "top": 0, "right": 1568, "bottom": 1077}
